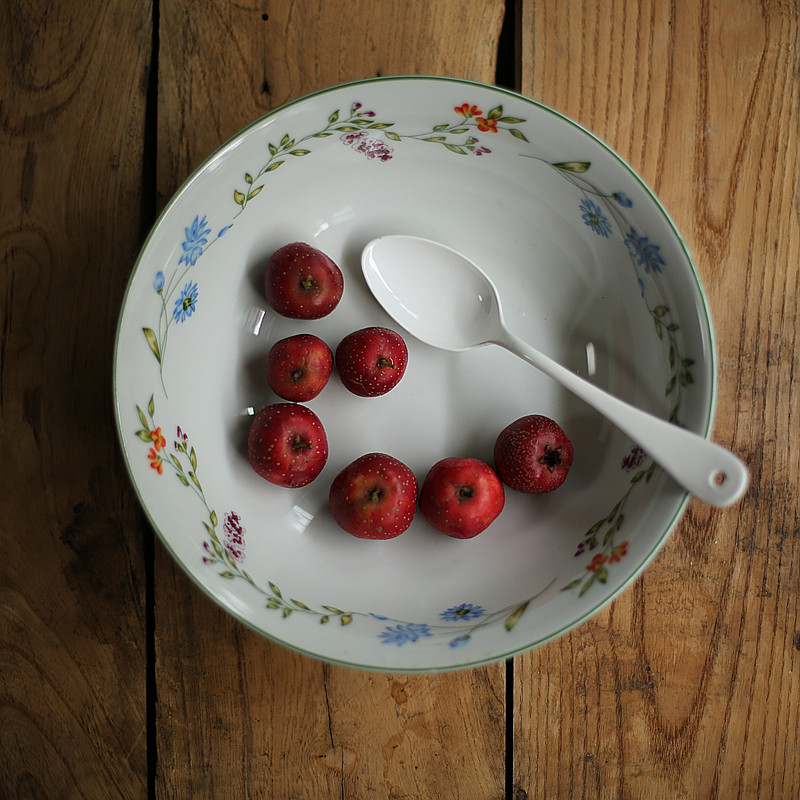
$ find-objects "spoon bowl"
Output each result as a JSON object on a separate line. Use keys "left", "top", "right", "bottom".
{"left": 363, "top": 236, "right": 504, "bottom": 351}
{"left": 362, "top": 234, "right": 749, "bottom": 508}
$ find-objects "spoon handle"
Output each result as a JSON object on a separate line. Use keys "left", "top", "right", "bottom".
{"left": 499, "top": 331, "right": 749, "bottom": 507}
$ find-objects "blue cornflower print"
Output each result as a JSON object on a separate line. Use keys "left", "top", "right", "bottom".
{"left": 624, "top": 227, "right": 665, "bottom": 274}
{"left": 378, "top": 623, "right": 433, "bottom": 646}
{"left": 440, "top": 603, "right": 486, "bottom": 622}
{"left": 614, "top": 192, "right": 633, "bottom": 207}
{"left": 172, "top": 281, "right": 199, "bottom": 323}
{"left": 449, "top": 635, "right": 471, "bottom": 648}
{"left": 179, "top": 215, "right": 212, "bottom": 266}
{"left": 579, "top": 198, "right": 612, "bottom": 238}
{"left": 153, "top": 270, "right": 165, "bottom": 292}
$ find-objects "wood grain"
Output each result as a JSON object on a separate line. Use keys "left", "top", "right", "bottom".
{"left": 153, "top": 2, "right": 507, "bottom": 797}
{"left": 0, "top": 0, "right": 152, "bottom": 796}
{"left": 515, "top": 0, "right": 800, "bottom": 798}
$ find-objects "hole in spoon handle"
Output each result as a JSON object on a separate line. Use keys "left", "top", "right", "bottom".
{"left": 699, "top": 449, "right": 749, "bottom": 507}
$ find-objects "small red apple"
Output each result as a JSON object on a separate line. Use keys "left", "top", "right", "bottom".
{"left": 419, "top": 457, "right": 505, "bottom": 539}
{"left": 264, "top": 242, "right": 344, "bottom": 319}
{"left": 493, "top": 414, "right": 574, "bottom": 493}
{"left": 247, "top": 403, "right": 328, "bottom": 488}
{"left": 335, "top": 326, "right": 408, "bottom": 397}
{"left": 266, "top": 333, "right": 333, "bottom": 402}
{"left": 329, "top": 452, "right": 418, "bottom": 539}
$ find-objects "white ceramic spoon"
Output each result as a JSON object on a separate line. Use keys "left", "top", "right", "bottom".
{"left": 361, "top": 234, "right": 749, "bottom": 507}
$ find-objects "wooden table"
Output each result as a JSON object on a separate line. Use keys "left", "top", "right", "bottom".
{"left": 2, "top": 1, "right": 798, "bottom": 797}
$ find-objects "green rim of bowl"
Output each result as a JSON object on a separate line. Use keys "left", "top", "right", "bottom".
{"left": 113, "top": 75, "right": 716, "bottom": 673}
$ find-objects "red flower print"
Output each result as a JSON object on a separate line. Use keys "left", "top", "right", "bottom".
{"left": 149, "top": 427, "right": 166, "bottom": 451}
{"left": 455, "top": 103, "right": 482, "bottom": 117}
{"left": 609, "top": 541, "right": 629, "bottom": 563}
{"left": 148, "top": 447, "right": 164, "bottom": 475}
{"left": 476, "top": 117, "right": 498, "bottom": 133}
{"left": 586, "top": 553, "right": 608, "bottom": 572}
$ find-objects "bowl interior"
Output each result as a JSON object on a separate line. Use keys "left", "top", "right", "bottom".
{"left": 114, "top": 77, "right": 714, "bottom": 671}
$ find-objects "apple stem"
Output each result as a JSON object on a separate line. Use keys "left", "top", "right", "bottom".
{"left": 291, "top": 435, "right": 312, "bottom": 451}
{"left": 458, "top": 486, "right": 475, "bottom": 500}
{"left": 290, "top": 369, "right": 304, "bottom": 384}
{"left": 376, "top": 358, "right": 396, "bottom": 369}
{"left": 368, "top": 487, "right": 382, "bottom": 503}
{"left": 300, "top": 275, "right": 317, "bottom": 291}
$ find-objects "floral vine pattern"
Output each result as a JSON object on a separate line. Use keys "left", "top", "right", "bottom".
{"left": 520, "top": 158, "right": 696, "bottom": 593}
{"left": 381, "top": 102, "right": 528, "bottom": 154}
{"left": 144, "top": 216, "right": 232, "bottom": 394}
{"left": 524, "top": 157, "right": 695, "bottom": 422}
{"left": 231, "top": 102, "right": 395, "bottom": 213}
{"left": 135, "top": 96, "right": 697, "bottom": 606}
{"left": 372, "top": 586, "right": 552, "bottom": 648}
{"left": 563, "top": 449, "right": 658, "bottom": 596}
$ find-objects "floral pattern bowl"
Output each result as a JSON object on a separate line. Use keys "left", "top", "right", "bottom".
{"left": 114, "top": 77, "right": 715, "bottom": 671}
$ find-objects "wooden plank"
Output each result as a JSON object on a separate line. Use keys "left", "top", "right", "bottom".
{"left": 515, "top": 1, "right": 800, "bottom": 798}
{"left": 154, "top": 1, "right": 508, "bottom": 797}
{"left": 0, "top": 1, "right": 152, "bottom": 796}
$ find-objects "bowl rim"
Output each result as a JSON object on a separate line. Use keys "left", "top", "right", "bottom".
{"left": 113, "top": 74, "right": 717, "bottom": 672}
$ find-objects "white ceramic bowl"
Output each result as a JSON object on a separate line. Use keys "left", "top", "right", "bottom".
{"left": 114, "top": 77, "right": 715, "bottom": 671}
